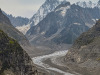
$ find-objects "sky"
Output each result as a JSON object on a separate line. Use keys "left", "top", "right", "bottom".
{"left": 0, "top": 0, "right": 98, "bottom": 18}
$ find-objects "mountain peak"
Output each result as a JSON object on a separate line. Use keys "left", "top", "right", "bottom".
{"left": 0, "top": 8, "right": 2, "bottom": 14}
{"left": 55, "top": 1, "right": 70, "bottom": 12}
{"left": 95, "top": 19, "right": 100, "bottom": 27}
{"left": 76, "top": 1, "right": 97, "bottom": 8}
{"left": 28, "top": 0, "right": 60, "bottom": 27}
{"left": 46, "top": 0, "right": 59, "bottom": 2}
{"left": 44, "top": 0, "right": 59, "bottom": 5}
{"left": 61, "top": 1, "right": 70, "bottom": 6}
{"left": 0, "top": 8, "right": 1, "bottom": 12}
{"left": 44, "top": 0, "right": 59, "bottom": 6}
{"left": 0, "top": 9, "right": 11, "bottom": 25}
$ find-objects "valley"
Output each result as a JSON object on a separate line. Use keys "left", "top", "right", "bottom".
{"left": 0, "top": 0, "right": 100, "bottom": 75}
{"left": 32, "top": 50, "right": 74, "bottom": 75}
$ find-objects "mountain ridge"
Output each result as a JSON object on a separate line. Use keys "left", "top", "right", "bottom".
{"left": 76, "top": 0, "right": 100, "bottom": 8}
{"left": 26, "top": 1, "right": 100, "bottom": 47}
{"left": 29, "top": 0, "right": 60, "bottom": 26}
{"left": 3, "top": 11, "right": 29, "bottom": 27}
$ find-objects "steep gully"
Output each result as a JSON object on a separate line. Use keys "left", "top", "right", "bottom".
{"left": 32, "top": 50, "right": 74, "bottom": 75}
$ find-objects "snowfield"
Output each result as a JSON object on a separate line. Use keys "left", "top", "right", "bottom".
{"left": 16, "top": 24, "right": 30, "bottom": 34}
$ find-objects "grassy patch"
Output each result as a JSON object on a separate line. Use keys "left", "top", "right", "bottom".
{"left": 96, "top": 58, "right": 100, "bottom": 61}
{"left": 9, "top": 40, "right": 14, "bottom": 45}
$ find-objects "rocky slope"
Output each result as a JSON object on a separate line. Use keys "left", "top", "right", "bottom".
{"left": 26, "top": 1, "right": 100, "bottom": 47}
{"left": 0, "top": 29, "right": 44, "bottom": 75}
{"left": 65, "top": 20, "right": 100, "bottom": 75}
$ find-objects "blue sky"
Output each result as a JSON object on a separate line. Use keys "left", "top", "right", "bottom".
{"left": 0, "top": 0, "right": 98, "bottom": 18}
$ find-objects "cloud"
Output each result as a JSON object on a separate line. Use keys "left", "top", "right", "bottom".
{"left": 0, "top": 0, "right": 45, "bottom": 18}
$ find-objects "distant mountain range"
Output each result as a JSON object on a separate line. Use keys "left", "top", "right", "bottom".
{"left": 3, "top": 12, "right": 29, "bottom": 27}
{"left": 26, "top": 1, "right": 100, "bottom": 47}
{"left": 3, "top": 0, "right": 100, "bottom": 34}
{"left": 2, "top": 11, "right": 29, "bottom": 34}
{"left": 26, "top": 0, "right": 100, "bottom": 34}
{"left": 76, "top": 0, "right": 100, "bottom": 8}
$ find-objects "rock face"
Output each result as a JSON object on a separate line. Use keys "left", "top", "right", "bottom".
{"left": 26, "top": 2, "right": 100, "bottom": 47}
{"left": 0, "top": 30, "right": 43, "bottom": 75}
{"left": 65, "top": 20, "right": 100, "bottom": 75}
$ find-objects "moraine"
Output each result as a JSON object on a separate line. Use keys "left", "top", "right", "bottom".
{"left": 32, "top": 50, "right": 74, "bottom": 75}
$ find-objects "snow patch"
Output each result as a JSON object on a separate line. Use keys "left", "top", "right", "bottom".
{"left": 41, "top": 32, "right": 45, "bottom": 35}
{"left": 92, "top": 19, "right": 96, "bottom": 22}
{"left": 96, "top": 18, "right": 99, "bottom": 21}
{"left": 85, "top": 23, "right": 94, "bottom": 28}
{"left": 16, "top": 24, "right": 30, "bottom": 35}
{"left": 55, "top": 6, "right": 70, "bottom": 17}
{"left": 73, "top": 23, "right": 81, "bottom": 25}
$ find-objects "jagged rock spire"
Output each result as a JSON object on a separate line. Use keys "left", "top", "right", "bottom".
{"left": 0, "top": 8, "right": 2, "bottom": 13}
{"left": 46, "top": 0, "right": 59, "bottom": 2}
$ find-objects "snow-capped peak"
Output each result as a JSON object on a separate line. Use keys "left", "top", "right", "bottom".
{"left": 76, "top": 1, "right": 97, "bottom": 8}
{"left": 29, "top": 0, "right": 60, "bottom": 26}
{"left": 76, "top": 0, "right": 100, "bottom": 8}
